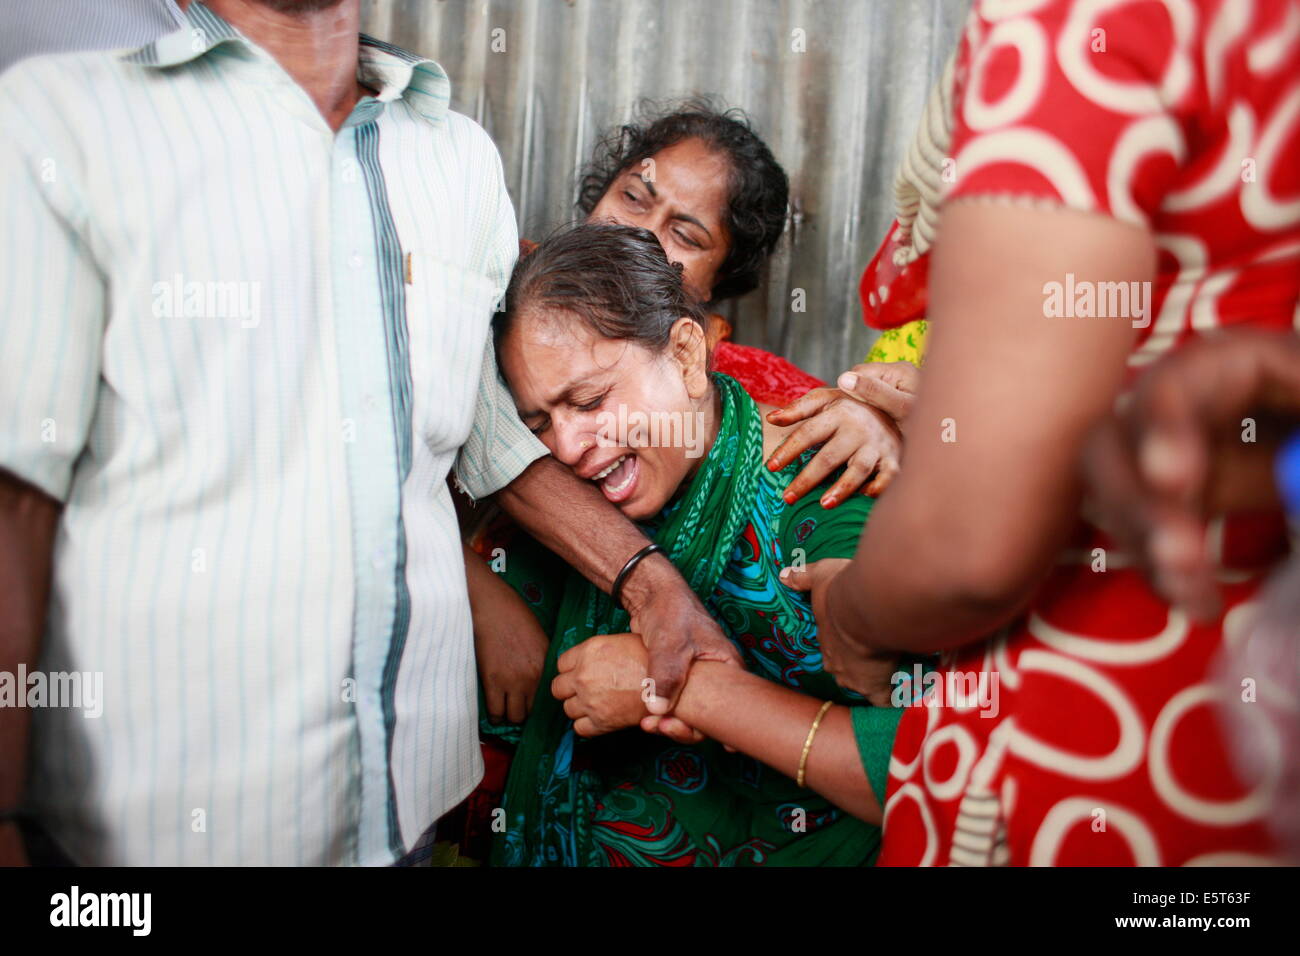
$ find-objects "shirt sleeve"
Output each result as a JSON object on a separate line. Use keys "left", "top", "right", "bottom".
{"left": 452, "top": 131, "right": 548, "bottom": 500}
{"left": 0, "top": 63, "right": 106, "bottom": 502}
{"left": 944, "top": 0, "right": 1194, "bottom": 230}
{"left": 850, "top": 702, "right": 905, "bottom": 807}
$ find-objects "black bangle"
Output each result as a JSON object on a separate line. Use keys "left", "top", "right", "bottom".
{"left": 611, "top": 543, "right": 666, "bottom": 612}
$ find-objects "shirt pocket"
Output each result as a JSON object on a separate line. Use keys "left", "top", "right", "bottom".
{"left": 403, "top": 253, "right": 503, "bottom": 455}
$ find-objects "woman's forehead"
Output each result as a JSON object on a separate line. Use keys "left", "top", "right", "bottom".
{"left": 513, "top": 305, "right": 594, "bottom": 347}
{"left": 629, "top": 140, "right": 729, "bottom": 212}
{"left": 509, "top": 307, "right": 634, "bottom": 367}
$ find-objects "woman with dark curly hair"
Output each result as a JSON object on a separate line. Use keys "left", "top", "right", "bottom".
{"left": 558, "top": 99, "right": 912, "bottom": 507}
{"left": 576, "top": 99, "right": 789, "bottom": 307}
{"left": 572, "top": 100, "right": 839, "bottom": 414}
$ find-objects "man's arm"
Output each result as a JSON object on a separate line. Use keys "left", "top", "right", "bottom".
{"left": 0, "top": 471, "right": 60, "bottom": 865}
{"left": 495, "top": 456, "right": 741, "bottom": 712}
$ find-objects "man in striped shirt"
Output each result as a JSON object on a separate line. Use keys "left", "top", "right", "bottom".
{"left": 0, "top": 0, "right": 738, "bottom": 866}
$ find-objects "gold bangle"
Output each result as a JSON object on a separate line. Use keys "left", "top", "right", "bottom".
{"left": 796, "top": 700, "right": 835, "bottom": 788}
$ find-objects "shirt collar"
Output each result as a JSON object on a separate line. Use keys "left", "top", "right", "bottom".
{"left": 119, "top": 1, "right": 450, "bottom": 125}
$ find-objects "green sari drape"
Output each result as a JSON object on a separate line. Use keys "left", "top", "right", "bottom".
{"left": 493, "top": 373, "right": 762, "bottom": 866}
{"left": 492, "top": 373, "right": 887, "bottom": 866}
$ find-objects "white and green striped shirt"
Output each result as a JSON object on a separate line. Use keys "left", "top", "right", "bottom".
{"left": 0, "top": 2, "right": 546, "bottom": 865}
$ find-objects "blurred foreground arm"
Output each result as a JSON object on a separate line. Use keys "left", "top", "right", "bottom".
{"left": 1084, "top": 330, "right": 1300, "bottom": 619}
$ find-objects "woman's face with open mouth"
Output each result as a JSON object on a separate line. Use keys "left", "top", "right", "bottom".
{"left": 499, "top": 308, "right": 710, "bottom": 522}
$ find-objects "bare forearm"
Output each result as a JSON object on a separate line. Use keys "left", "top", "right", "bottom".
{"left": 675, "top": 662, "right": 881, "bottom": 824}
{"left": 825, "top": 204, "right": 1148, "bottom": 656}
{"left": 494, "top": 455, "right": 677, "bottom": 612}
{"left": 0, "top": 471, "right": 60, "bottom": 810}
{"left": 823, "top": 477, "right": 1067, "bottom": 655}
{"left": 462, "top": 540, "right": 502, "bottom": 618}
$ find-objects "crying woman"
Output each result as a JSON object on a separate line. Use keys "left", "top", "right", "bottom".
{"left": 484, "top": 223, "right": 907, "bottom": 867}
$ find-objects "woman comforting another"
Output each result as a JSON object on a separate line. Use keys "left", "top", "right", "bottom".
{"left": 467, "top": 102, "right": 915, "bottom": 730}
{"left": 487, "top": 223, "right": 907, "bottom": 866}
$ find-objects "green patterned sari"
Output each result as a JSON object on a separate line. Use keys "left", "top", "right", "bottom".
{"left": 491, "top": 373, "right": 901, "bottom": 866}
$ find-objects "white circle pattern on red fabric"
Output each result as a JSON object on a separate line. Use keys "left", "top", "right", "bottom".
{"left": 883, "top": 782, "right": 939, "bottom": 867}
{"left": 923, "top": 723, "right": 979, "bottom": 801}
{"left": 1107, "top": 115, "right": 1187, "bottom": 228}
{"left": 889, "top": 698, "right": 941, "bottom": 782}
{"left": 1028, "top": 607, "right": 1189, "bottom": 665}
{"left": 951, "top": 127, "right": 1097, "bottom": 207}
{"left": 1241, "top": 83, "right": 1300, "bottom": 231}
{"left": 1189, "top": 268, "right": 1237, "bottom": 329}
{"left": 1164, "top": 101, "right": 1256, "bottom": 212}
{"left": 1029, "top": 796, "right": 1162, "bottom": 865}
{"left": 1057, "top": 0, "right": 1197, "bottom": 115}
{"left": 1001, "top": 772, "right": 1018, "bottom": 821}
{"left": 1248, "top": 0, "right": 1300, "bottom": 74}
{"left": 1204, "top": 0, "right": 1253, "bottom": 105}
{"left": 965, "top": 16, "right": 1050, "bottom": 131}
{"left": 1129, "top": 232, "right": 1208, "bottom": 367}
{"left": 1148, "top": 683, "right": 1279, "bottom": 825}
{"left": 1009, "top": 649, "right": 1145, "bottom": 780}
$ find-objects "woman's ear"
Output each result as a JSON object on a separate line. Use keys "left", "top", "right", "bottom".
{"left": 668, "top": 317, "right": 710, "bottom": 398}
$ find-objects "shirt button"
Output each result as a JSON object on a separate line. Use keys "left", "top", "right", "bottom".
{"left": 371, "top": 548, "right": 385, "bottom": 569}
{"left": 362, "top": 393, "right": 378, "bottom": 411}
{"left": 349, "top": 252, "right": 362, "bottom": 269}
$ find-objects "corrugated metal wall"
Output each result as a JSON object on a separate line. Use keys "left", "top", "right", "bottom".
{"left": 361, "top": 0, "right": 971, "bottom": 380}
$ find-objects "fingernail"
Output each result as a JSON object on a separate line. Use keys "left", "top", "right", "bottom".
{"left": 1139, "top": 433, "right": 1184, "bottom": 487}
{"left": 779, "top": 567, "right": 791, "bottom": 581}
{"left": 1151, "top": 524, "right": 1198, "bottom": 569}
{"left": 782, "top": 490, "right": 795, "bottom": 503}
{"left": 767, "top": 458, "right": 779, "bottom": 471}
{"left": 821, "top": 495, "right": 836, "bottom": 508}
{"left": 838, "top": 372, "right": 858, "bottom": 390}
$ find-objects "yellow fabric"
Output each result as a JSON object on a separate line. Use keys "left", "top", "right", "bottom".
{"left": 865, "top": 318, "right": 928, "bottom": 366}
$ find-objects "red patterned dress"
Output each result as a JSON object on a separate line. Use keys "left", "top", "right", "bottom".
{"left": 879, "top": 0, "right": 1300, "bottom": 866}
{"left": 711, "top": 338, "right": 825, "bottom": 406}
